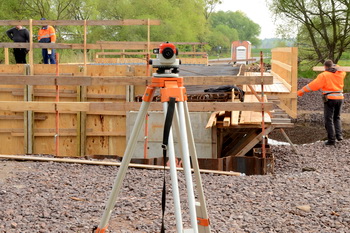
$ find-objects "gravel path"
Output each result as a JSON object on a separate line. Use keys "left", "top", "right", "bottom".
{"left": 1, "top": 139, "right": 349, "bottom": 233}
{"left": 0, "top": 77, "right": 349, "bottom": 232}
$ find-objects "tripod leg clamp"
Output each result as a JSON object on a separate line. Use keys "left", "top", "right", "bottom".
{"left": 197, "top": 217, "right": 210, "bottom": 227}
{"left": 93, "top": 226, "right": 107, "bottom": 233}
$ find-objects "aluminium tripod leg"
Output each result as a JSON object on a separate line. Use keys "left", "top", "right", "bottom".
{"left": 95, "top": 101, "right": 150, "bottom": 232}
{"left": 177, "top": 101, "right": 198, "bottom": 233}
{"left": 162, "top": 102, "right": 183, "bottom": 233}
{"left": 184, "top": 101, "right": 211, "bottom": 232}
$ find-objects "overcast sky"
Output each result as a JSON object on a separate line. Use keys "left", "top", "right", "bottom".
{"left": 215, "top": 0, "right": 277, "bottom": 39}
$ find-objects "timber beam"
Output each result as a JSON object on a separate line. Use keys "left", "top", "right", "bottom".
{"left": 0, "top": 75, "right": 273, "bottom": 86}
{"left": 0, "top": 101, "right": 274, "bottom": 113}
{"left": 313, "top": 66, "right": 350, "bottom": 72}
{"left": 0, "top": 42, "right": 208, "bottom": 50}
{"left": 0, "top": 19, "right": 161, "bottom": 26}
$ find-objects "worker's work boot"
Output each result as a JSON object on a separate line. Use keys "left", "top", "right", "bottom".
{"left": 324, "top": 140, "right": 336, "bottom": 146}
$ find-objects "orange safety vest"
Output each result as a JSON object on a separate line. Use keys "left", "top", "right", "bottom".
{"left": 300, "top": 70, "right": 346, "bottom": 100}
{"left": 38, "top": 25, "right": 56, "bottom": 43}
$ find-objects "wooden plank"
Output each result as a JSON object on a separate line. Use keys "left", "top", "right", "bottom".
{"left": 96, "top": 41, "right": 207, "bottom": 46}
{"left": 239, "top": 95, "right": 271, "bottom": 124}
{"left": 0, "top": 75, "right": 56, "bottom": 85}
{"left": 231, "top": 99, "right": 240, "bottom": 126}
{"left": 218, "top": 111, "right": 225, "bottom": 116}
{"left": 0, "top": 19, "right": 161, "bottom": 26}
{"left": 235, "top": 126, "right": 274, "bottom": 157}
{"left": 96, "top": 51, "right": 206, "bottom": 57}
{"left": 206, "top": 111, "right": 218, "bottom": 128}
{"left": 270, "top": 70, "right": 292, "bottom": 91}
{"left": 12, "top": 131, "right": 126, "bottom": 137}
{"left": 271, "top": 47, "right": 293, "bottom": 53}
{"left": 96, "top": 52, "right": 148, "bottom": 56}
{"left": 0, "top": 101, "right": 274, "bottom": 112}
{"left": 0, "top": 75, "right": 273, "bottom": 86}
{"left": 0, "top": 155, "right": 242, "bottom": 176}
{"left": 223, "top": 117, "right": 230, "bottom": 127}
{"left": 4, "top": 48, "right": 9, "bottom": 65}
{"left": 312, "top": 66, "right": 350, "bottom": 72}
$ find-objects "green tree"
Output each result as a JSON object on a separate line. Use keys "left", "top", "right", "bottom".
{"left": 269, "top": 0, "right": 350, "bottom": 64}
{"left": 209, "top": 10, "right": 261, "bottom": 46}
{"left": 207, "top": 24, "right": 239, "bottom": 49}
{"left": 204, "top": 0, "right": 222, "bottom": 20}
{"left": 105, "top": 0, "right": 207, "bottom": 42}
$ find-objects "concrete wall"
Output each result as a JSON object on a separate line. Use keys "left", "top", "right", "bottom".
{"left": 127, "top": 111, "right": 212, "bottom": 159}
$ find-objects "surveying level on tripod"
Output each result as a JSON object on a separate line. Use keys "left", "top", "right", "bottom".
{"left": 149, "top": 42, "right": 181, "bottom": 76}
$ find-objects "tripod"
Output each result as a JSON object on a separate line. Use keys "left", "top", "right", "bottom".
{"left": 94, "top": 72, "right": 211, "bottom": 232}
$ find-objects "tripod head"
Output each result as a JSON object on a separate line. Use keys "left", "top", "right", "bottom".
{"left": 149, "top": 42, "right": 181, "bottom": 77}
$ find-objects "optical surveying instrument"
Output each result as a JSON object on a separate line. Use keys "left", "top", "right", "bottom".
{"left": 94, "top": 42, "right": 210, "bottom": 233}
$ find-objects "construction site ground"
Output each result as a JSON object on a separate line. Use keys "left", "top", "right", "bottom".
{"left": 0, "top": 77, "right": 349, "bottom": 232}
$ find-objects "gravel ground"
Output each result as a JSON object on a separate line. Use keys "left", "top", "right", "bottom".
{"left": 0, "top": 78, "right": 349, "bottom": 232}
{"left": 296, "top": 78, "right": 350, "bottom": 123}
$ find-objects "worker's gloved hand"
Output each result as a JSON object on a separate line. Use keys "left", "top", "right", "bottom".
{"left": 297, "top": 90, "right": 304, "bottom": 97}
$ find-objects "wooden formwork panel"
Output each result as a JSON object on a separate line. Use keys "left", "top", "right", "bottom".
{"left": 31, "top": 65, "right": 80, "bottom": 156}
{"left": 0, "top": 64, "right": 26, "bottom": 74}
{"left": 0, "top": 64, "right": 147, "bottom": 156}
{"left": 0, "top": 112, "right": 25, "bottom": 154}
{"left": 13, "top": 64, "right": 147, "bottom": 157}
{"left": 180, "top": 58, "right": 208, "bottom": 65}
{"left": 0, "top": 65, "right": 27, "bottom": 154}
{"left": 271, "top": 47, "right": 298, "bottom": 118}
{"left": 95, "top": 58, "right": 146, "bottom": 64}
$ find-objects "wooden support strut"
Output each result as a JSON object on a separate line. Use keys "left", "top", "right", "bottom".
{"left": 260, "top": 51, "right": 266, "bottom": 161}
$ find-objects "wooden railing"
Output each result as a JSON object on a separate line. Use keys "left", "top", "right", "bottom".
{"left": 271, "top": 47, "right": 298, "bottom": 118}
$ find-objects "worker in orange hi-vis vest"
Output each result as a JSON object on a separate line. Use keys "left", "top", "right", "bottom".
{"left": 38, "top": 18, "right": 56, "bottom": 64}
{"left": 297, "top": 60, "right": 347, "bottom": 146}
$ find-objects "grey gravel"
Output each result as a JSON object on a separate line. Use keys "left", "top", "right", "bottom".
{"left": 0, "top": 141, "right": 349, "bottom": 233}
{"left": 0, "top": 78, "right": 349, "bottom": 232}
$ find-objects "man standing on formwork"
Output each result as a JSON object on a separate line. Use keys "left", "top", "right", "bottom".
{"left": 38, "top": 18, "right": 56, "bottom": 64}
{"left": 297, "top": 60, "right": 346, "bottom": 146}
{"left": 6, "top": 25, "right": 30, "bottom": 64}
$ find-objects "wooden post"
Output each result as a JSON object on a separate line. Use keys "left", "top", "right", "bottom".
{"left": 79, "top": 19, "right": 88, "bottom": 157}
{"left": 29, "top": 19, "right": 34, "bottom": 67}
{"left": 4, "top": 48, "right": 9, "bottom": 64}
{"left": 84, "top": 20, "right": 87, "bottom": 68}
{"left": 25, "top": 19, "right": 34, "bottom": 154}
{"left": 291, "top": 47, "right": 298, "bottom": 117}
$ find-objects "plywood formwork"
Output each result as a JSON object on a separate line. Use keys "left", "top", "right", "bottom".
{"left": 30, "top": 64, "right": 136, "bottom": 157}
{"left": 0, "top": 65, "right": 26, "bottom": 154}
{"left": 270, "top": 47, "right": 298, "bottom": 118}
{"left": 0, "top": 64, "right": 274, "bottom": 158}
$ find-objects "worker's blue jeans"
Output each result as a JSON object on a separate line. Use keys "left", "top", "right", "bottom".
{"left": 42, "top": 49, "right": 56, "bottom": 64}
{"left": 324, "top": 99, "right": 343, "bottom": 142}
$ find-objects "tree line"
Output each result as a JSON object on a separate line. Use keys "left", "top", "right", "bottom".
{"left": 269, "top": 0, "right": 350, "bottom": 64}
{"left": 0, "top": 0, "right": 261, "bottom": 54}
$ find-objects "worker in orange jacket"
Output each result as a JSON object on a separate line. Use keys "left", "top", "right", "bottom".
{"left": 297, "top": 60, "right": 346, "bottom": 145}
{"left": 38, "top": 18, "right": 56, "bottom": 64}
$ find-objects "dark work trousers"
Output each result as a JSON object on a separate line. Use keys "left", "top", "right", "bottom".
{"left": 42, "top": 49, "right": 56, "bottom": 64}
{"left": 324, "top": 99, "right": 344, "bottom": 142}
{"left": 13, "top": 48, "right": 27, "bottom": 64}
